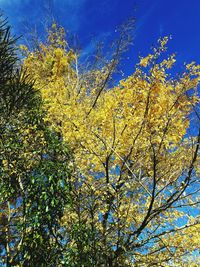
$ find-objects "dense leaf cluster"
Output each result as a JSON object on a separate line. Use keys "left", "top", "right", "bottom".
{"left": 0, "top": 18, "right": 72, "bottom": 266}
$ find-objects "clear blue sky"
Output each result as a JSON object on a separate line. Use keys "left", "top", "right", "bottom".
{"left": 1, "top": 0, "right": 200, "bottom": 74}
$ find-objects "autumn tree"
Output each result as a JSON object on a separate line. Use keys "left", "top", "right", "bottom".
{"left": 21, "top": 24, "right": 200, "bottom": 267}
{"left": 0, "top": 18, "right": 72, "bottom": 266}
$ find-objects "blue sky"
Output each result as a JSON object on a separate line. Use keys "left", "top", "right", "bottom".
{"left": 1, "top": 0, "right": 200, "bottom": 75}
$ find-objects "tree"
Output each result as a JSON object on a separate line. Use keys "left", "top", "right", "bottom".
{"left": 0, "top": 18, "right": 72, "bottom": 266}
{"left": 22, "top": 25, "right": 200, "bottom": 266}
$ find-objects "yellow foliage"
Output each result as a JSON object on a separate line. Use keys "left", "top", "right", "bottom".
{"left": 22, "top": 28, "right": 200, "bottom": 265}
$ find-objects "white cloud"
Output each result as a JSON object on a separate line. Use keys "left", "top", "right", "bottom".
{"left": 135, "top": 2, "right": 158, "bottom": 36}
{"left": 0, "top": 0, "right": 23, "bottom": 5}
{"left": 0, "top": 0, "right": 87, "bottom": 35}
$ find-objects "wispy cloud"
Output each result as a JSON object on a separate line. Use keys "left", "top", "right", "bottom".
{"left": 0, "top": 0, "right": 15, "bottom": 3}
{"left": 52, "top": 0, "right": 86, "bottom": 31}
{"left": 134, "top": 2, "right": 158, "bottom": 37}
{"left": 0, "top": 0, "right": 87, "bottom": 35}
{"left": 0, "top": 0, "right": 29, "bottom": 6}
